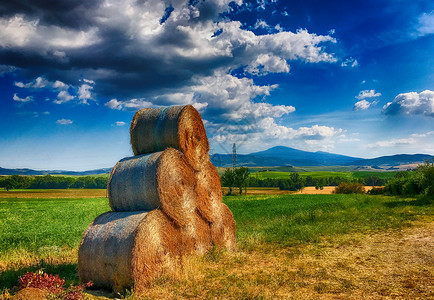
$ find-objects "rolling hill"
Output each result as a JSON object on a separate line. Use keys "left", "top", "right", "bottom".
{"left": 1, "top": 146, "right": 432, "bottom": 174}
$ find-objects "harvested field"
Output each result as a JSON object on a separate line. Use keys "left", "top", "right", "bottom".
{"left": 295, "top": 186, "right": 378, "bottom": 194}
{"left": 0, "top": 189, "right": 107, "bottom": 198}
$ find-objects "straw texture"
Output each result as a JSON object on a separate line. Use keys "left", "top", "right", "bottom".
{"left": 108, "top": 148, "right": 196, "bottom": 227}
{"left": 130, "top": 105, "right": 209, "bottom": 170}
{"left": 210, "top": 203, "right": 236, "bottom": 251}
{"left": 78, "top": 210, "right": 181, "bottom": 292}
{"left": 180, "top": 211, "right": 213, "bottom": 255}
{"left": 195, "top": 161, "right": 223, "bottom": 223}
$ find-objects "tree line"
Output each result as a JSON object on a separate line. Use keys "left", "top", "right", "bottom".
{"left": 370, "top": 160, "right": 434, "bottom": 198}
{"left": 0, "top": 175, "right": 109, "bottom": 190}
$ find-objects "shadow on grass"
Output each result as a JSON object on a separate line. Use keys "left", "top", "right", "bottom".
{"left": 385, "top": 196, "right": 433, "bottom": 208}
{"left": 0, "top": 261, "right": 78, "bottom": 292}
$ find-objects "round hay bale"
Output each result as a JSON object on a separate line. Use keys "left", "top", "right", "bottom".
{"left": 108, "top": 148, "right": 196, "bottom": 227}
{"left": 78, "top": 210, "right": 182, "bottom": 292}
{"left": 195, "top": 161, "right": 223, "bottom": 223}
{"left": 180, "top": 212, "right": 212, "bottom": 255}
{"left": 210, "top": 203, "right": 236, "bottom": 251}
{"left": 130, "top": 105, "right": 209, "bottom": 170}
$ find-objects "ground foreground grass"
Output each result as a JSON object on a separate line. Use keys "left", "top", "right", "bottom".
{"left": 0, "top": 192, "right": 433, "bottom": 299}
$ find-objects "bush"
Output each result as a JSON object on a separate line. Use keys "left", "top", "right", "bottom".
{"left": 368, "top": 187, "right": 384, "bottom": 195}
{"left": 333, "top": 182, "right": 365, "bottom": 194}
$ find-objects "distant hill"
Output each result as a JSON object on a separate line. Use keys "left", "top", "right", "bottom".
{"left": 211, "top": 146, "right": 433, "bottom": 168}
{"left": 0, "top": 167, "right": 111, "bottom": 176}
{"left": 345, "top": 154, "right": 434, "bottom": 167}
{"left": 211, "top": 146, "right": 362, "bottom": 167}
{"left": 1, "top": 146, "right": 432, "bottom": 175}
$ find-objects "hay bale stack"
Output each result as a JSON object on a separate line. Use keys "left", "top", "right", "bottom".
{"left": 210, "top": 203, "right": 236, "bottom": 251}
{"left": 195, "top": 161, "right": 223, "bottom": 223}
{"left": 130, "top": 105, "right": 209, "bottom": 170}
{"left": 108, "top": 148, "right": 195, "bottom": 227}
{"left": 78, "top": 210, "right": 181, "bottom": 292}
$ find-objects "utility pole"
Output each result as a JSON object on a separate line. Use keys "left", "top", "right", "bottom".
{"left": 232, "top": 143, "right": 237, "bottom": 169}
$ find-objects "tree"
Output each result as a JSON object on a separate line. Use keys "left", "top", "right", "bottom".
{"left": 221, "top": 168, "right": 235, "bottom": 195}
{"left": 234, "top": 167, "right": 249, "bottom": 195}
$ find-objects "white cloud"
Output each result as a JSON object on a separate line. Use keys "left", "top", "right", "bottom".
{"left": 13, "top": 93, "right": 33, "bottom": 102}
{"left": 368, "top": 138, "right": 415, "bottom": 148}
{"left": 0, "top": 15, "right": 99, "bottom": 49}
{"left": 418, "top": 12, "right": 434, "bottom": 36}
{"left": 356, "top": 90, "right": 381, "bottom": 100}
{"left": 383, "top": 90, "right": 434, "bottom": 117}
{"left": 105, "top": 98, "right": 155, "bottom": 111}
{"left": 54, "top": 90, "right": 74, "bottom": 104}
{"left": 341, "top": 57, "right": 358, "bottom": 68}
{"left": 354, "top": 99, "right": 378, "bottom": 110}
{"left": 115, "top": 121, "right": 126, "bottom": 126}
{"left": 56, "top": 118, "right": 73, "bottom": 125}
{"left": 254, "top": 19, "right": 270, "bottom": 30}
{"left": 368, "top": 131, "right": 434, "bottom": 152}
{"left": 78, "top": 84, "right": 93, "bottom": 104}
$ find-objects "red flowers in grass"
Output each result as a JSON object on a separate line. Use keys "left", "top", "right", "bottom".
{"left": 18, "top": 270, "right": 65, "bottom": 294}
{"left": 17, "top": 270, "right": 93, "bottom": 300}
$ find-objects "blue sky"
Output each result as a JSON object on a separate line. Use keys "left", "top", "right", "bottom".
{"left": 0, "top": 0, "right": 433, "bottom": 170}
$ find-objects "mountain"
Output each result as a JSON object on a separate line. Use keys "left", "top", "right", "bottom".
{"left": 211, "top": 146, "right": 362, "bottom": 167}
{"left": 0, "top": 167, "right": 111, "bottom": 176}
{"left": 345, "top": 154, "right": 434, "bottom": 167}
{"left": 211, "top": 146, "right": 433, "bottom": 168}
{"left": 1, "top": 147, "right": 432, "bottom": 174}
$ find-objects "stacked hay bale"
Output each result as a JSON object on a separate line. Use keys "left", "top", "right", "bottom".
{"left": 78, "top": 105, "right": 236, "bottom": 292}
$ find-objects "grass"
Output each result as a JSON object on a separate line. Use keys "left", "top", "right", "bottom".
{"left": 226, "top": 194, "right": 432, "bottom": 248}
{"left": 0, "top": 190, "right": 432, "bottom": 298}
{"left": 251, "top": 170, "right": 399, "bottom": 180}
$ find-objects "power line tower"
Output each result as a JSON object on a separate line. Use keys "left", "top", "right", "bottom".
{"left": 232, "top": 143, "right": 237, "bottom": 169}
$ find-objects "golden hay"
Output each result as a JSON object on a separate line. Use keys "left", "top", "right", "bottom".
{"left": 108, "top": 148, "right": 196, "bottom": 227}
{"left": 130, "top": 105, "right": 209, "bottom": 170}
{"left": 78, "top": 210, "right": 181, "bottom": 292}
{"left": 180, "top": 212, "right": 213, "bottom": 256}
{"left": 210, "top": 203, "right": 236, "bottom": 251}
{"left": 195, "top": 161, "right": 223, "bottom": 223}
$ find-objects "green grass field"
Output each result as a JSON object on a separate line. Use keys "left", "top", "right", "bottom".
{"left": 251, "top": 170, "right": 399, "bottom": 180}
{"left": 0, "top": 191, "right": 432, "bottom": 298}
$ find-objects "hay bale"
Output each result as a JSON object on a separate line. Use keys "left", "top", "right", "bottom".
{"left": 180, "top": 212, "right": 212, "bottom": 255}
{"left": 210, "top": 203, "right": 236, "bottom": 251}
{"left": 108, "top": 148, "right": 195, "bottom": 227}
{"left": 78, "top": 210, "right": 182, "bottom": 292}
{"left": 195, "top": 161, "right": 223, "bottom": 223}
{"left": 130, "top": 105, "right": 209, "bottom": 170}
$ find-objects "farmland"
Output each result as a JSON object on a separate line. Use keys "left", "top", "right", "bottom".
{"left": 0, "top": 190, "right": 433, "bottom": 299}
{"left": 250, "top": 170, "right": 399, "bottom": 180}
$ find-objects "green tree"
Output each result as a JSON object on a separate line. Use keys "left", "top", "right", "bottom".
{"left": 234, "top": 167, "right": 249, "bottom": 195}
{"left": 221, "top": 168, "right": 235, "bottom": 195}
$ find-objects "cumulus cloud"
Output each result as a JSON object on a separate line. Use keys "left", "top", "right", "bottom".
{"left": 56, "top": 118, "right": 73, "bottom": 125}
{"left": 354, "top": 100, "right": 371, "bottom": 110}
{"left": 54, "top": 90, "right": 74, "bottom": 104}
{"left": 13, "top": 93, "right": 33, "bottom": 102}
{"left": 1, "top": 0, "right": 339, "bottom": 152}
{"left": 356, "top": 89, "right": 381, "bottom": 100}
{"left": 115, "top": 121, "right": 126, "bottom": 126}
{"left": 0, "top": 0, "right": 336, "bottom": 100}
{"left": 354, "top": 99, "right": 378, "bottom": 111}
{"left": 383, "top": 90, "right": 434, "bottom": 117}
